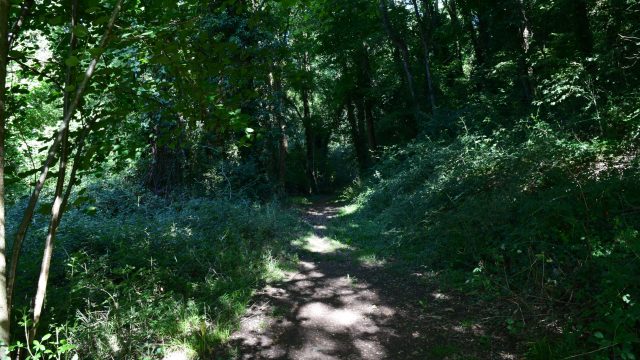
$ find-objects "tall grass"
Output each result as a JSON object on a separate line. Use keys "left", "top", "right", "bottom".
{"left": 9, "top": 180, "right": 301, "bottom": 359}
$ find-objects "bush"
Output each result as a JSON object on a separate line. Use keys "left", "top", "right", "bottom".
{"left": 10, "top": 180, "right": 301, "bottom": 359}
{"left": 340, "top": 119, "right": 640, "bottom": 357}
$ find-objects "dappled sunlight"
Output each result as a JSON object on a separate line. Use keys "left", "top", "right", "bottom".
{"left": 302, "top": 233, "right": 351, "bottom": 254}
{"left": 499, "top": 352, "right": 518, "bottom": 359}
{"left": 5, "top": 0, "right": 634, "bottom": 357}
{"left": 298, "top": 302, "right": 366, "bottom": 328}
{"left": 162, "top": 348, "right": 195, "bottom": 360}
{"left": 226, "top": 201, "right": 518, "bottom": 359}
{"left": 291, "top": 205, "right": 354, "bottom": 254}
{"left": 357, "top": 254, "right": 387, "bottom": 268}
{"left": 229, "top": 254, "right": 395, "bottom": 359}
{"left": 431, "top": 292, "right": 452, "bottom": 301}
{"left": 339, "top": 203, "right": 361, "bottom": 216}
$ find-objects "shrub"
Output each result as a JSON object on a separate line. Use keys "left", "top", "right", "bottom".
{"left": 340, "top": 119, "right": 640, "bottom": 357}
{"left": 10, "top": 180, "right": 301, "bottom": 359}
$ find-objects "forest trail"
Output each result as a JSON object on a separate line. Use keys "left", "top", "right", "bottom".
{"left": 225, "top": 200, "right": 519, "bottom": 359}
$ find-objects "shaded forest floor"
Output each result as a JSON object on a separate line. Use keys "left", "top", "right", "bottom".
{"left": 223, "top": 198, "right": 523, "bottom": 359}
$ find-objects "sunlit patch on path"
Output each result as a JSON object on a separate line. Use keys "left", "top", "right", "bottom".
{"left": 298, "top": 233, "right": 350, "bottom": 254}
{"left": 224, "top": 201, "right": 520, "bottom": 359}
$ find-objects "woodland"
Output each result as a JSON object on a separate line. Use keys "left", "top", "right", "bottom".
{"left": 0, "top": 0, "right": 639, "bottom": 359}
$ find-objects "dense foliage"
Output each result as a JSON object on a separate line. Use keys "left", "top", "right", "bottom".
{"left": 0, "top": 0, "right": 638, "bottom": 358}
{"left": 10, "top": 181, "right": 300, "bottom": 358}
{"left": 337, "top": 122, "right": 640, "bottom": 358}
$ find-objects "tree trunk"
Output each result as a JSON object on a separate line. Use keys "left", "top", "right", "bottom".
{"left": 354, "top": 96, "right": 369, "bottom": 168}
{"left": 271, "top": 70, "right": 287, "bottom": 194}
{"left": 573, "top": 0, "right": 593, "bottom": 56}
{"left": 346, "top": 98, "right": 367, "bottom": 172}
{"left": 360, "top": 46, "right": 377, "bottom": 152}
{"left": 277, "top": 117, "right": 287, "bottom": 192}
{"left": 461, "top": 3, "right": 483, "bottom": 66}
{"left": 516, "top": 0, "right": 534, "bottom": 104}
{"left": 301, "top": 50, "right": 318, "bottom": 194}
{"left": 476, "top": 7, "right": 491, "bottom": 63}
{"left": 302, "top": 86, "right": 317, "bottom": 194}
{"left": 8, "top": 0, "right": 124, "bottom": 310}
{"left": 365, "top": 98, "right": 376, "bottom": 151}
{"left": 411, "top": 0, "right": 437, "bottom": 115}
{"left": 379, "top": 0, "right": 417, "bottom": 105}
{"left": 443, "top": 0, "right": 464, "bottom": 75}
{"left": 31, "top": 0, "right": 78, "bottom": 338}
{"left": 0, "top": 0, "right": 11, "bottom": 351}
{"left": 8, "top": 0, "right": 34, "bottom": 49}
{"left": 63, "top": 0, "right": 78, "bottom": 121}
{"left": 147, "top": 113, "right": 185, "bottom": 195}
{"left": 604, "top": 0, "right": 625, "bottom": 85}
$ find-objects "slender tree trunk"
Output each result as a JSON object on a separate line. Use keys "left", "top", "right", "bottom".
{"left": 411, "top": 0, "right": 437, "bottom": 115}
{"left": 354, "top": 96, "right": 369, "bottom": 167}
{"left": 364, "top": 99, "right": 376, "bottom": 150}
{"left": 63, "top": 0, "right": 78, "bottom": 120}
{"left": 277, "top": 115, "right": 287, "bottom": 193}
{"left": 379, "top": 0, "right": 417, "bottom": 106}
{"left": 462, "top": 1, "right": 491, "bottom": 67}
{"left": 270, "top": 69, "right": 287, "bottom": 193}
{"left": 574, "top": 0, "right": 593, "bottom": 56}
{"left": 8, "top": 0, "right": 34, "bottom": 49}
{"left": 302, "top": 86, "right": 317, "bottom": 194}
{"left": 516, "top": 0, "right": 533, "bottom": 104}
{"left": 462, "top": 4, "right": 483, "bottom": 66}
{"left": 443, "top": 0, "right": 464, "bottom": 75}
{"left": 476, "top": 7, "right": 491, "bottom": 63}
{"left": 30, "top": 0, "right": 78, "bottom": 337}
{"left": 301, "top": 50, "right": 318, "bottom": 194}
{"left": 31, "top": 139, "right": 68, "bottom": 340}
{"left": 605, "top": 0, "right": 625, "bottom": 85}
{"left": 346, "top": 98, "right": 367, "bottom": 172}
{"left": 0, "top": 0, "right": 11, "bottom": 351}
{"left": 360, "top": 46, "right": 377, "bottom": 152}
{"left": 8, "top": 0, "right": 124, "bottom": 309}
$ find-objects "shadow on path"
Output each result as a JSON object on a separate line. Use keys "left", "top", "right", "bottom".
{"left": 224, "top": 201, "right": 519, "bottom": 359}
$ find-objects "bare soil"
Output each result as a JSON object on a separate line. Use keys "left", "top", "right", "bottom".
{"left": 223, "top": 201, "right": 522, "bottom": 359}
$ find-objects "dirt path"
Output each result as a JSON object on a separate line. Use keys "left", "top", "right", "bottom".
{"left": 225, "top": 201, "right": 520, "bottom": 359}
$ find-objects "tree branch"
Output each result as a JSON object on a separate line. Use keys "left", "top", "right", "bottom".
{"left": 7, "top": 0, "right": 125, "bottom": 309}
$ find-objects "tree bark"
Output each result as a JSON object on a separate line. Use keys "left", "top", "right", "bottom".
{"left": 443, "top": 0, "right": 464, "bottom": 75}
{"left": 30, "top": 0, "right": 78, "bottom": 338}
{"left": 270, "top": 69, "right": 287, "bottom": 194}
{"left": 364, "top": 98, "right": 376, "bottom": 151}
{"left": 0, "top": 0, "right": 11, "bottom": 352}
{"left": 346, "top": 98, "right": 367, "bottom": 172}
{"left": 354, "top": 95, "right": 369, "bottom": 168}
{"left": 301, "top": 50, "right": 318, "bottom": 194}
{"left": 360, "top": 45, "right": 377, "bottom": 152}
{"left": 461, "top": 2, "right": 483, "bottom": 66}
{"left": 7, "top": 0, "right": 124, "bottom": 309}
{"left": 573, "top": 0, "right": 593, "bottom": 56}
{"left": 63, "top": 0, "right": 78, "bottom": 120}
{"left": 476, "top": 6, "right": 491, "bottom": 64}
{"left": 277, "top": 114, "right": 287, "bottom": 193}
{"left": 516, "top": 0, "right": 534, "bottom": 104}
{"left": 411, "top": 0, "right": 437, "bottom": 115}
{"left": 8, "top": 0, "right": 34, "bottom": 49}
{"left": 379, "top": 0, "right": 417, "bottom": 105}
{"left": 302, "top": 85, "right": 317, "bottom": 194}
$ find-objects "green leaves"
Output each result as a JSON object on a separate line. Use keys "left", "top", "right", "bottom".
{"left": 65, "top": 55, "right": 80, "bottom": 67}
{"left": 72, "top": 24, "right": 89, "bottom": 38}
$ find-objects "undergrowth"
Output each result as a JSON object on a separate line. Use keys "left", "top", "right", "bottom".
{"left": 9, "top": 180, "right": 301, "bottom": 359}
{"left": 335, "top": 119, "right": 640, "bottom": 359}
